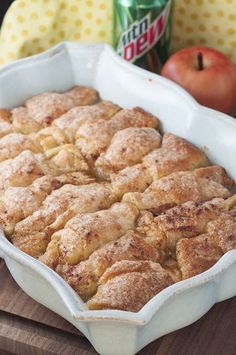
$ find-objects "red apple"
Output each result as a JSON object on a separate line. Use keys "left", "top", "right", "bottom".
{"left": 161, "top": 46, "right": 236, "bottom": 115}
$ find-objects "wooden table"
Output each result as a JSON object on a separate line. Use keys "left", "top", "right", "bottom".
{"left": 1, "top": 259, "right": 236, "bottom": 355}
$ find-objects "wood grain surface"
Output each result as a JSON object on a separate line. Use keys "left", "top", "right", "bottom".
{"left": 0, "top": 258, "right": 236, "bottom": 355}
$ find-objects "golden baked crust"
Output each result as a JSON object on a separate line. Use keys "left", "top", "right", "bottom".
{"left": 0, "top": 172, "right": 94, "bottom": 236}
{"left": 95, "top": 127, "right": 161, "bottom": 179}
{"left": 143, "top": 133, "right": 209, "bottom": 179}
{"left": 207, "top": 210, "right": 236, "bottom": 253}
{"left": 57, "top": 230, "right": 165, "bottom": 300}
{"left": 122, "top": 166, "right": 232, "bottom": 214}
{"left": 193, "top": 165, "right": 234, "bottom": 188}
{"left": 42, "top": 144, "right": 89, "bottom": 174}
{"left": 11, "top": 107, "right": 41, "bottom": 134}
{"left": 176, "top": 234, "right": 222, "bottom": 279}
{"left": 0, "top": 109, "right": 14, "bottom": 138}
{"left": 135, "top": 210, "right": 167, "bottom": 255}
{"left": 156, "top": 198, "right": 227, "bottom": 250}
{"left": 0, "top": 145, "right": 90, "bottom": 193}
{"left": 0, "top": 151, "right": 45, "bottom": 191}
{"left": 53, "top": 101, "right": 120, "bottom": 142}
{"left": 0, "top": 176, "right": 61, "bottom": 236}
{"left": 75, "top": 107, "right": 159, "bottom": 161}
{"left": 109, "top": 133, "right": 210, "bottom": 197}
{"left": 0, "top": 87, "right": 234, "bottom": 313}
{"left": 0, "top": 109, "right": 12, "bottom": 122}
{"left": 11, "top": 86, "right": 98, "bottom": 134}
{"left": 87, "top": 260, "right": 173, "bottom": 312}
{"left": 40, "top": 202, "right": 139, "bottom": 267}
{"left": 56, "top": 210, "right": 168, "bottom": 300}
{"left": 0, "top": 133, "right": 42, "bottom": 162}
{"left": 32, "top": 127, "right": 68, "bottom": 151}
{"left": 12, "top": 183, "right": 117, "bottom": 257}
{"left": 111, "top": 164, "right": 152, "bottom": 197}
{"left": 162, "top": 258, "right": 182, "bottom": 283}
{"left": 25, "top": 86, "right": 98, "bottom": 126}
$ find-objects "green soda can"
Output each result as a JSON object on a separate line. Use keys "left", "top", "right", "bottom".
{"left": 113, "top": 0, "right": 172, "bottom": 73}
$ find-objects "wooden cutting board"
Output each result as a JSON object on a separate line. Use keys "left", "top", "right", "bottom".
{"left": 1, "top": 258, "right": 236, "bottom": 355}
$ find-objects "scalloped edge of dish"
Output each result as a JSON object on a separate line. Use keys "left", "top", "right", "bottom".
{"left": 0, "top": 42, "right": 236, "bottom": 355}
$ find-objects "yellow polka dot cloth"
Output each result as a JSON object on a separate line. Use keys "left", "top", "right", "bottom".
{"left": 172, "top": 0, "right": 236, "bottom": 63}
{"left": 0, "top": 0, "right": 235, "bottom": 66}
{"left": 0, "top": 0, "right": 113, "bottom": 64}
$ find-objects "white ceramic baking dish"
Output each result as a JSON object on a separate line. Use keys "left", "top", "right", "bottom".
{"left": 0, "top": 42, "right": 236, "bottom": 355}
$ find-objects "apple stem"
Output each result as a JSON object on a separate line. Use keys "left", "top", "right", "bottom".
{"left": 197, "top": 52, "right": 204, "bottom": 70}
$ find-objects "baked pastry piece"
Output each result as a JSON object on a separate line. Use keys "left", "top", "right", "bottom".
{"left": 53, "top": 101, "right": 120, "bottom": 142}
{"left": 40, "top": 202, "right": 139, "bottom": 268}
{"left": 0, "top": 151, "right": 45, "bottom": 192}
{"left": 207, "top": 210, "right": 236, "bottom": 253}
{"left": 42, "top": 144, "right": 89, "bottom": 174}
{"left": 95, "top": 127, "right": 161, "bottom": 179}
{"left": 134, "top": 196, "right": 236, "bottom": 253}
{"left": 11, "top": 107, "right": 42, "bottom": 135}
{"left": 12, "top": 183, "right": 118, "bottom": 257}
{"left": 56, "top": 210, "right": 167, "bottom": 300}
{"left": 162, "top": 258, "right": 182, "bottom": 283}
{"left": 122, "top": 166, "right": 233, "bottom": 214}
{"left": 25, "top": 86, "right": 98, "bottom": 122}
{"left": 135, "top": 210, "right": 167, "bottom": 253}
{"left": 56, "top": 228, "right": 167, "bottom": 300}
{"left": 110, "top": 133, "right": 210, "bottom": 196}
{"left": 156, "top": 198, "right": 228, "bottom": 250}
{"left": 87, "top": 260, "right": 174, "bottom": 312}
{"left": 0, "top": 172, "right": 94, "bottom": 236}
{"left": 0, "top": 109, "right": 14, "bottom": 138}
{"left": 176, "top": 234, "right": 223, "bottom": 279}
{"left": 0, "top": 109, "right": 12, "bottom": 121}
{"left": 0, "top": 145, "right": 89, "bottom": 192}
{"left": 0, "top": 133, "right": 42, "bottom": 162}
{"left": 0, "top": 176, "right": 60, "bottom": 236}
{"left": 111, "top": 164, "right": 153, "bottom": 197}
{"left": 176, "top": 200, "right": 236, "bottom": 279}
{"left": 75, "top": 107, "right": 159, "bottom": 161}
{"left": 0, "top": 86, "right": 234, "bottom": 313}
{"left": 143, "top": 133, "right": 209, "bottom": 179}
{"left": 194, "top": 165, "right": 234, "bottom": 187}
{"left": 11, "top": 86, "right": 98, "bottom": 134}
{"left": 32, "top": 127, "right": 68, "bottom": 151}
